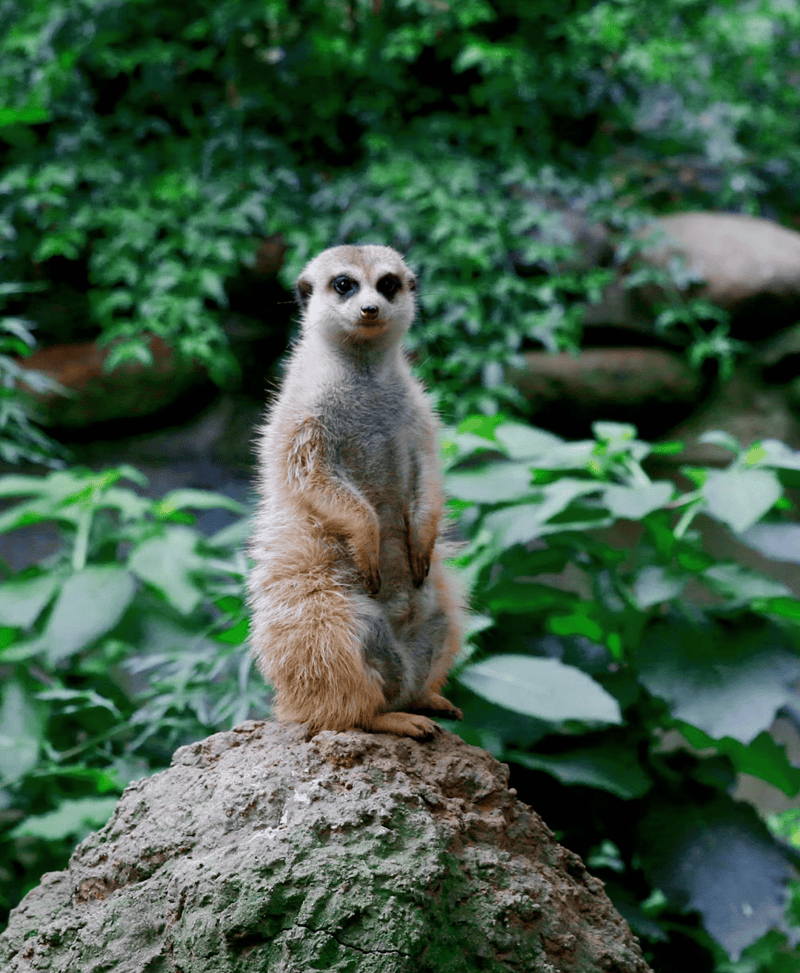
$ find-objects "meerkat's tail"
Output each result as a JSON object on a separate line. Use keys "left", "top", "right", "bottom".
{"left": 251, "top": 586, "right": 388, "bottom": 734}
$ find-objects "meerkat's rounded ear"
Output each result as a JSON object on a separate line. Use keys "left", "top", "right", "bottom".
{"left": 295, "top": 278, "right": 313, "bottom": 309}
{"left": 407, "top": 271, "right": 417, "bottom": 292}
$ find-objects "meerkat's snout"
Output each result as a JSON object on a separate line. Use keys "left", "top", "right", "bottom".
{"left": 360, "top": 303, "right": 379, "bottom": 321}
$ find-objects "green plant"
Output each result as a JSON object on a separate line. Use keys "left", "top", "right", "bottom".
{"left": 0, "top": 284, "right": 65, "bottom": 466}
{"left": 0, "top": 467, "right": 259, "bottom": 923}
{"left": 2, "top": 0, "right": 799, "bottom": 418}
{"left": 444, "top": 417, "right": 800, "bottom": 969}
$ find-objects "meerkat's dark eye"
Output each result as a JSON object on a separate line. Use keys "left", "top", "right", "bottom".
{"left": 376, "top": 274, "right": 402, "bottom": 301}
{"left": 331, "top": 275, "right": 358, "bottom": 298}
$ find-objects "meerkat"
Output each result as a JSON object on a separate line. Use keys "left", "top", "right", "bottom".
{"left": 247, "top": 244, "right": 465, "bottom": 739}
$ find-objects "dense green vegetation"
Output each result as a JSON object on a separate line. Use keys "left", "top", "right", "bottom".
{"left": 2, "top": 1, "right": 800, "bottom": 970}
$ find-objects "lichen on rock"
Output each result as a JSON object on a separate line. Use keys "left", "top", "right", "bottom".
{"left": 0, "top": 721, "right": 652, "bottom": 973}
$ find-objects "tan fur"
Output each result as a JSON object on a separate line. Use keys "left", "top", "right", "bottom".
{"left": 248, "top": 245, "right": 465, "bottom": 739}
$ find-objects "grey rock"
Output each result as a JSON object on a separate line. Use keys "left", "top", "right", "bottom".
{"left": 636, "top": 212, "right": 800, "bottom": 320}
{"left": 0, "top": 721, "right": 652, "bottom": 973}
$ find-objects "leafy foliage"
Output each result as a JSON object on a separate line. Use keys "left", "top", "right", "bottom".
{"left": 0, "top": 468, "right": 260, "bottom": 920}
{"left": 2, "top": 0, "right": 799, "bottom": 417}
{"left": 0, "top": 287, "right": 65, "bottom": 466}
{"left": 443, "top": 418, "right": 800, "bottom": 966}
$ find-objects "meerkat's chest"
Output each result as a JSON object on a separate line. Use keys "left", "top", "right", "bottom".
{"left": 318, "top": 379, "right": 419, "bottom": 492}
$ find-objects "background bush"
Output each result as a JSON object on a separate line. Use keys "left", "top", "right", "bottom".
{"left": 3, "top": 0, "right": 800, "bottom": 414}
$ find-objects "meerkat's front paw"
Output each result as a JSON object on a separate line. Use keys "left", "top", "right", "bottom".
{"left": 350, "top": 545, "right": 382, "bottom": 596}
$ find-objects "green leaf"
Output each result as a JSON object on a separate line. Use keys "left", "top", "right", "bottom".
{"left": 11, "top": 796, "right": 118, "bottom": 840}
{"left": 479, "top": 479, "right": 604, "bottom": 547}
{"left": 680, "top": 725, "right": 800, "bottom": 797}
{"left": 492, "top": 422, "right": 562, "bottom": 459}
{"left": 740, "top": 524, "right": 800, "bottom": 565}
{"left": 0, "top": 572, "right": 60, "bottom": 628}
{"left": 701, "top": 468, "right": 783, "bottom": 533}
{"left": 27, "top": 567, "right": 136, "bottom": 664}
{"left": 0, "top": 680, "right": 44, "bottom": 782}
{"left": 447, "top": 460, "right": 535, "bottom": 504}
{"left": 699, "top": 430, "right": 742, "bottom": 455}
{"left": 639, "top": 795, "right": 798, "bottom": 960}
{"left": 484, "top": 580, "right": 569, "bottom": 615}
{"left": 632, "top": 565, "right": 686, "bottom": 609}
{"left": 638, "top": 620, "right": 800, "bottom": 744}
{"left": 601, "top": 481, "right": 673, "bottom": 520}
{"left": 128, "top": 525, "right": 203, "bottom": 614}
{"left": 702, "top": 564, "right": 790, "bottom": 604}
{"left": 458, "top": 654, "right": 622, "bottom": 725}
{"left": 510, "top": 743, "right": 652, "bottom": 799}
{"left": 154, "top": 489, "right": 245, "bottom": 516}
{"left": 753, "top": 597, "right": 800, "bottom": 623}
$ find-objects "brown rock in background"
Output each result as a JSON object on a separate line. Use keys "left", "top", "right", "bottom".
{"left": 15, "top": 336, "right": 204, "bottom": 427}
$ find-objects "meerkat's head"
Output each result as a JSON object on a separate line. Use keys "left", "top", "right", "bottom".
{"left": 294, "top": 245, "right": 417, "bottom": 348}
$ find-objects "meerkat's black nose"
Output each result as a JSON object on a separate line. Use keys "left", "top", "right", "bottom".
{"left": 361, "top": 305, "right": 379, "bottom": 319}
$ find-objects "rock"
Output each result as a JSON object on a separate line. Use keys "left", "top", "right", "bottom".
{"left": 510, "top": 348, "right": 701, "bottom": 406}
{"left": 636, "top": 213, "right": 800, "bottom": 332}
{"left": 0, "top": 721, "right": 652, "bottom": 973}
{"left": 15, "top": 336, "right": 205, "bottom": 427}
{"left": 507, "top": 347, "right": 704, "bottom": 437}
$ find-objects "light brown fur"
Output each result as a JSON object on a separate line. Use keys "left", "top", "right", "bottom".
{"left": 248, "top": 245, "right": 465, "bottom": 738}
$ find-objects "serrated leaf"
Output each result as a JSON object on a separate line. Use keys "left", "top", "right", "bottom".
{"left": 511, "top": 743, "right": 652, "bottom": 799}
{"left": 632, "top": 565, "right": 686, "bottom": 609}
{"left": 640, "top": 795, "right": 798, "bottom": 959}
{"left": 28, "top": 567, "right": 137, "bottom": 664}
{"left": 458, "top": 654, "right": 622, "bottom": 725}
{"left": 602, "top": 481, "right": 673, "bottom": 519}
{"left": 128, "top": 525, "right": 203, "bottom": 614}
{"left": 0, "top": 573, "right": 60, "bottom": 628}
{"left": 702, "top": 468, "right": 782, "bottom": 533}
{"left": 11, "top": 796, "right": 118, "bottom": 840}
{"left": 638, "top": 620, "right": 800, "bottom": 744}
{"left": 0, "top": 680, "right": 44, "bottom": 782}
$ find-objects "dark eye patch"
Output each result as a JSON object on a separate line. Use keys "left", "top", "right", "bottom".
{"left": 331, "top": 275, "right": 359, "bottom": 298}
{"left": 376, "top": 273, "right": 402, "bottom": 301}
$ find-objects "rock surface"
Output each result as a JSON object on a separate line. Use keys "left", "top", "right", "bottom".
{"left": 15, "top": 336, "right": 204, "bottom": 427}
{"left": 638, "top": 212, "right": 800, "bottom": 318}
{"left": 0, "top": 721, "right": 652, "bottom": 973}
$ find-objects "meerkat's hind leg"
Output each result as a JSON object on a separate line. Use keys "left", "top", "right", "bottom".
{"left": 402, "top": 607, "right": 464, "bottom": 721}
{"left": 360, "top": 710, "right": 441, "bottom": 739}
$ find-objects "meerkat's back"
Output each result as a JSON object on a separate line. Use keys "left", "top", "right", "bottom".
{"left": 248, "top": 245, "right": 464, "bottom": 738}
